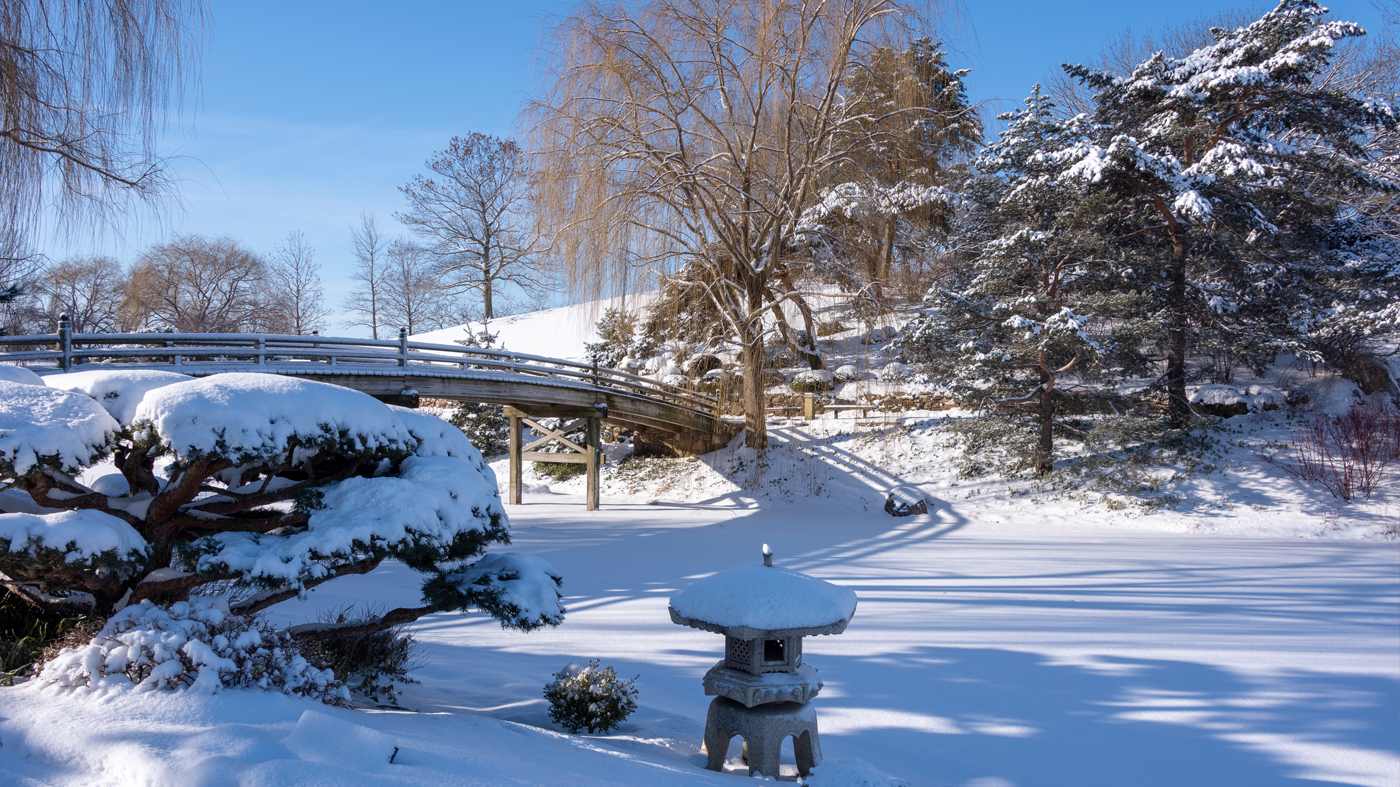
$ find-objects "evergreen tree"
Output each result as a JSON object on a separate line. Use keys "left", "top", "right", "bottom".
{"left": 1054, "top": 0, "right": 1396, "bottom": 425}
{"left": 898, "top": 88, "right": 1149, "bottom": 474}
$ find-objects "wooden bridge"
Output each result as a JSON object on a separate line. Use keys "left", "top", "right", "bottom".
{"left": 1, "top": 323, "right": 736, "bottom": 510}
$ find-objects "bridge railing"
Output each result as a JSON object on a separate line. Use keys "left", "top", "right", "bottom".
{"left": 0, "top": 330, "right": 718, "bottom": 418}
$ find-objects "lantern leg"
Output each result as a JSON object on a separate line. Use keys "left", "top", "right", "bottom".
{"left": 703, "top": 699, "right": 730, "bottom": 771}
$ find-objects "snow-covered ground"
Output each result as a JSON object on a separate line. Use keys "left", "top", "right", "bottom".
{"left": 1, "top": 469, "right": 1396, "bottom": 786}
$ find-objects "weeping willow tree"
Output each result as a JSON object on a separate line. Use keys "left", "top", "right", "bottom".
{"left": 528, "top": 0, "right": 951, "bottom": 448}
{"left": 0, "top": 0, "right": 204, "bottom": 257}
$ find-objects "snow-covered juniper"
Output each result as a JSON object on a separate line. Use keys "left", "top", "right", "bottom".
{"left": 0, "top": 370, "right": 563, "bottom": 657}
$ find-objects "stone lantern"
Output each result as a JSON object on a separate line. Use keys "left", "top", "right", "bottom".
{"left": 669, "top": 544, "right": 857, "bottom": 778}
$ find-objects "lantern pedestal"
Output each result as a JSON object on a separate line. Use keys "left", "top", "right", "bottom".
{"left": 703, "top": 697, "right": 822, "bottom": 778}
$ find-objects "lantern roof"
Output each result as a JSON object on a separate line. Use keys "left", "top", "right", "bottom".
{"left": 669, "top": 549, "right": 857, "bottom": 640}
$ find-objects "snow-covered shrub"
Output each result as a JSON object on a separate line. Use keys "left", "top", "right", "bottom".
{"left": 0, "top": 371, "right": 564, "bottom": 700}
{"left": 584, "top": 308, "right": 653, "bottom": 369}
{"left": 301, "top": 604, "right": 422, "bottom": 705}
{"left": 42, "top": 597, "right": 348, "bottom": 702}
{"left": 790, "top": 369, "right": 835, "bottom": 393}
{"left": 542, "top": 659, "right": 638, "bottom": 734}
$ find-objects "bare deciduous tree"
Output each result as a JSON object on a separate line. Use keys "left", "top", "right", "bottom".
{"left": 397, "top": 134, "right": 549, "bottom": 320}
{"left": 381, "top": 240, "right": 455, "bottom": 336}
{"left": 342, "top": 211, "right": 388, "bottom": 338}
{"left": 123, "top": 235, "right": 268, "bottom": 332}
{"left": 0, "top": 1, "right": 205, "bottom": 249}
{"left": 267, "top": 230, "right": 329, "bottom": 335}
{"left": 529, "top": 0, "right": 945, "bottom": 447}
{"left": 37, "top": 257, "right": 126, "bottom": 333}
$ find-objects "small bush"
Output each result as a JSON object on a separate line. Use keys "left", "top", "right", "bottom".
{"left": 815, "top": 320, "right": 847, "bottom": 337}
{"left": 302, "top": 604, "right": 423, "bottom": 705}
{"left": 41, "top": 597, "right": 348, "bottom": 704}
{"left": 543, "top": 659, "right": 639, "bottom": 734}
{"left": 1258, "top": 403, "right": 1400, "bottom": 502}
{"left": 535, "top": 460, "right": 587, "bottom": 482}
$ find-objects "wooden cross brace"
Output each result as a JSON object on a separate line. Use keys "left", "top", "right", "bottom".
{"left": 520, "top": 417, "right": 589, "bottom": 456}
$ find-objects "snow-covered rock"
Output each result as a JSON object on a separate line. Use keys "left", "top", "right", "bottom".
{"left": 876, "top": 362, "right": 912, "bottom": 381}
{"left": 45, "top": 369, "right": 193, "bottom": 426}
{"left": 0, "top": 380, "right": 120, "bottom": 475}
{"left": 833, "top": 364, "right": 862, "bottom": 382}
{"left": 1190, "top": 384, "right": 1288, "bottom": 417}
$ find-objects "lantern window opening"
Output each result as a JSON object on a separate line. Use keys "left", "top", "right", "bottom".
{"left": 763, "top": 638, "right": 785, "bottom": 663}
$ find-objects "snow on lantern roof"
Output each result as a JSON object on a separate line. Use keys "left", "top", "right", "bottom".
{"left": 668, "top": 548, "right": 857, "bottom": 640}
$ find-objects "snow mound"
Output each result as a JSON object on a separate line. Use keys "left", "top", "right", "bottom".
{"left": 804, "top": 758, "right": 895, "bottom": 787}
{"left": 0, "top": 364, "right": 44, "bottom": 386}
{"left": 0, "top": 509, "right": 147, "bottom": 561}
{"left": 45, "top": 369, "right": 193, "bottom": 426}
{"left": 283, "top": 710, "right": 397, "bottom": 772}
{"left": 134, "top": 373, "right": 414, "bottom": 464}
{"left": 669, "top": 562, "right": 857, "bottom": 633}
{"left": 0, "top": 380, "right": 119, "bottom": 475}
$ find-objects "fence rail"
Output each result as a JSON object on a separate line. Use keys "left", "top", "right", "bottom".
{"left": 0, "top": 325, "right": 719, "bottom": 421}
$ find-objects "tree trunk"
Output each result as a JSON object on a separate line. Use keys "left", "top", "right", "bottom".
{"left": 483, "top": 261, "right": 494, "bottom": 320}
{"left": 879, "top": 216, "right": 896, "bottom": 295}
{"left": 1166, "top": 230, "right": 1191, "bottom": 427}
{"left": 1035, "top": 369, "right": 1054, "bottom": 475}
{"left": 742, "top": 277, "right": 768, "bottom": 449}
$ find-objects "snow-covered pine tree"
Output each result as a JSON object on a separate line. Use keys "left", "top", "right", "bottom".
{"left": 898, "top": 88, "right": 1149, "bottom": 474}
{"left": 1054, "top": 0, "right": 1397, "bottom": 425}
{"left": 0, "top": 372, "right": 563, "bottom": 685}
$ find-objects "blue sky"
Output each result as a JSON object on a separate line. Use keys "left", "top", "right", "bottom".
{"left": 43, "top": 0, "right": 1388, "bottom": 332}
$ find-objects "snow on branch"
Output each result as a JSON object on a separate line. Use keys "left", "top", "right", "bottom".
{"left": 0, "top": 380, "right": 119, "bottom": 477}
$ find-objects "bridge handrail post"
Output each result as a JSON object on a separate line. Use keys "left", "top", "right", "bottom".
{"left": 398, "top": 327, "right": 408, "bottom": 368}
{"left": 58, "top": 313, "right": 72, "bottom": 371}
{"left": 257, "top": 337, "right": 266, "bottom": 365}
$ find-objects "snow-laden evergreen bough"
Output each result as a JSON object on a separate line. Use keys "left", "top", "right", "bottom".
{"left": 0, "top": 370, "right": 563, "bottom": 696}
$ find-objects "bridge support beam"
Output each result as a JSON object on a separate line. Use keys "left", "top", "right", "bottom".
{"left": 504, "top": 406, "right": 603, "bottom": 511}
